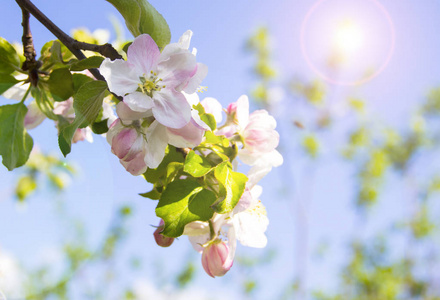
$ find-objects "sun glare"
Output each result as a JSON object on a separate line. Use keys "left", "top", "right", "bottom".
{"left": 333, "top": 20, "right": 364, "bottom": 57}
{"left": 300, "top": 0, "right": 395, "bottom": 86}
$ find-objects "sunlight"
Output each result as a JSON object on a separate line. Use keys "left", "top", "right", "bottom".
{"left": 333, "top": 20, "right": 364, "bottom": 58}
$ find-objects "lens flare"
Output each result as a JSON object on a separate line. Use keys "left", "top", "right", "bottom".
{"left": 300, "top": 0, "right": 395, "bottom": 86}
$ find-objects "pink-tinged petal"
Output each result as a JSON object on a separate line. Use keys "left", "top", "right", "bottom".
{"left": 124, "top": 91, "right": 154, "bottom": 112}
{"left": 120, "top": 150, "right": 148, "bottom": 176}
{"left": 202, "top": 241, "right": 234, "bottom": 278}
{"left": 116, "top": 102, "right": 153, "bottom": 122}
{"left": 73, "top": 127, "right": 93, "bottom": 144}
{"left": 53, "top": 98, "right": 74, "bottom": 118}
{"left": 201, "top": 97, "right": 223, "bottom": 123}
{"left": 111, "top": 127, "right": 138, "bottom": 159}
{"left": 243, "top": 128, "right": 279, "bottom": 153}
{"left": 215, "top": 125, "right": 237, "bottom": 138}
{"left": 152, "top": 90, "right": 191, "bottom": 129}
{"left": 182, "top": 63, "right": 208, "bottom": 94}
{"left": 100, "top": 58, "right": 139, "bottom": 96}
{"left": 144, "top": 121, "right": 168, "bottom": 169}
{"left": 24, "top": 101, "right": 46, "bottom": 130}
{"left": 247, "top": 110, "right": 277, "bottom": 130}
{"left": 233, "top": 188, "right": 253, "bottom": 214}
{"left": 167, "top": 119, "right": 205, "bottom": 148}
{"left": 106, "top": 119, "right": 123, "bottom": 145}
{"left": 157, "top": 52, "right": 197, "bottom": 90}
{"left": 235, "top": 95, "right": 249, "bottom": 128}
{"left": 127, "top": 34, "right": 160, "bottom": 75}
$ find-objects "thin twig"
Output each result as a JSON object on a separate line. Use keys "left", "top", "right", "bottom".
{"left": 15, "top": 0, "right": 122, "bottom": 83}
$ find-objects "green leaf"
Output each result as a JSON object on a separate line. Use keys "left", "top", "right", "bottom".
{"left": 73, "top": 80, "right": 108, "bottom": 124}
{"left": 139, "top": 188, "right": 161, "bottom": 200}
{"left": 91, "top": 119, "right": 109, "bottom": 134}
{"left": 48, "top": 68, "right": 74, "bottom": 101}
{"left": 70, "top": 56, "right": 105, "bottom": 72}
{"left": 0, "top": 103, "right": 34, "bottom": 170}
{"left": 166, "top": 162, "right": 184, "bottom": 185}
{"left": 184, "top": 150, "right": 213, "bottom": 177}
{"left": 0, "top": 73, "right": 19, "bottom": 95}
{"left": 143, "top": 146, "right": 184, "bottom": 183}
{"left": 106, "top": 0, "right": 171, "bottom": 48}
{"left": 0, "top": 37, "right": 20, "bottom": 74}
{"left": 40, "top": 40, "right": 73, "bottom": 71}
{"left": 58, "top": 80, "right": 107, "bottom": 156}
{"left": 193, "top": 103, "right": 216, "bottom": 130}
{"left": 72, "top": 73, "right": 94, "bottom": 93}
{"left": 156, "top": 179, "right": 216, "bottom": 237}
{"left": 212, "top": 161, "right": 248, "bottom": 214}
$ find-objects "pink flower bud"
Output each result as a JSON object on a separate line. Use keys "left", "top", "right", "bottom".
{"left": 153, "top": 219, "right": 174, "bottom": 247}
{"left": 107, "top": 119, "right": 148, "bottom": 176}
{"left": 201, "top": 240, "right": 233, "bottom": 278}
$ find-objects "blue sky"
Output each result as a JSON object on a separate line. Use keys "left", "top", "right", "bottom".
{"left": 1, "top": 0, "right": 440, "bottom": 299}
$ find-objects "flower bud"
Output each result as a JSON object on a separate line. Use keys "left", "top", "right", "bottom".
{"left": 201, "top": 240, "right": 233, "bottom": 278}
{"left": 153, "top": 219, "right": 174, "bottom": 247}
{"left": 107, "top": 119, "right": 148, "bottom": 176}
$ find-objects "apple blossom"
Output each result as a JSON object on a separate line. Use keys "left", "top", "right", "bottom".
{"left": 201, "top": 240, "right": 233, "bottom": 278}
{"left": 100, "top": 32, "right": 207, "bottom": 129}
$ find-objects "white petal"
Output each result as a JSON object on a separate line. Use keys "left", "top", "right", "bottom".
{"left": 157, "top": 52, "right": 197, "bottom": 90}
{"left": 167, "top": 120, "right": 204, "bottom": 148}
{"left": 124, "top": 91, "right": 154, "bottom": 112}
{"left": 152, "top": 90, "right": 191, "bottom": 129}
{"left": 201, "top": 97, "right": 223, "bottom": 123}
{"left": 182, "top": 63, "right": 208, "bottom": 94}
{"left": 144, "top": 121, "right": 168, "bottom": 168}
{"left": 127, "top": 34, "right": 160, "bottom": 75}
{"left": 116, "top": 101, "right": 152, "bottom": 122}
{"left": 236, "top": 95, "right": 250, "bottom": 128}
{"left": 178, "top": 30, "right": 193, "bottom": 50}
{"left": 2, "top": 82, "right": 30, "bottom": 101}
{"left": 100, "top": 58, "right": 139, "bottom": 96}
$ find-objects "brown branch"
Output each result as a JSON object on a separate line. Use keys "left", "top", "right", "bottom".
{"left": 18, "top": 5, "right": 39, "bottom": 86}
{"left": 15, "top": 0, "right": 122, "bottom": 83}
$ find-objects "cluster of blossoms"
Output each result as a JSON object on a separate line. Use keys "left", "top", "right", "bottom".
{"left": 101, "top": 31, "right": 282, "bottom": 277}
{"left": 3, "top": 29, "right": 282, "bottom": 278}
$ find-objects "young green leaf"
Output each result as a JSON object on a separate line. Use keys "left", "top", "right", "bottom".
{"left": 48, "top": 68, "right": 74, "bottom": 101}
{"left": 0, "top": 103, "right": 34, "bottom": 170}
{"left": 156, "top": 179, "right": 216, "bottom": 238}
{"left": 143, "top": 146, "right": 184, "bottom": 183}
{"left": 0, "top": 37, "right": 21, "bottom": 74}
{"left": 59, "top": 80, "right": 108, "bottom": 156}
{"left": 212, "top": 161, "right": 248, "bottom": 214}
{"left": 105, "top": 0, "right": 171, "bottom": 48}
{"left": 0, "top": 74, "right": 19, "bottom": 95}
{"left": 184, "top": 150, "right": 213, "bottom": 177}
{"left": 70, "top": 56, "right": 105, "bottom": 72}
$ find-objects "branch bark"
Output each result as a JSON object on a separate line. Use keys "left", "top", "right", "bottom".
{"left": 18, "top": 4, "right": 39, "bottom": 86}
{"left": 15, "top": 0, "right": 122, "bottom": 82}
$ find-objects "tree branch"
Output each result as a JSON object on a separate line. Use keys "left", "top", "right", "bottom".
{"left": 19, "top": 4, "right": 39, "bottom": 86}
{"left": 15, "top": 0, "right": 122, "bottom": 83}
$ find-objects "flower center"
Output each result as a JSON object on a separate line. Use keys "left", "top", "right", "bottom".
{"left": 138, "top": 71, "right": 166, "bottom": 96}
